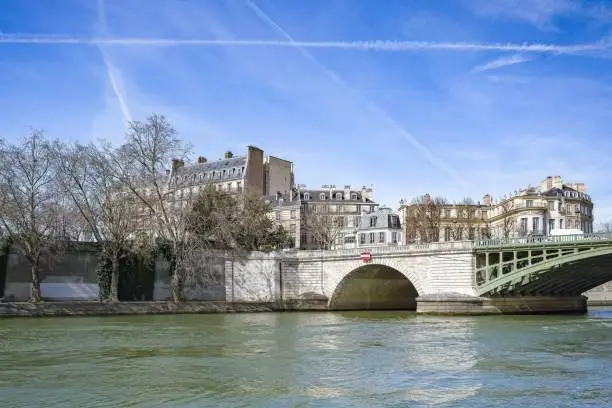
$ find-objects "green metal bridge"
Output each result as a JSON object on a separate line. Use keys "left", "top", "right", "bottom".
{"left": 474, "top": 233, "right": 612, "bottom": 297}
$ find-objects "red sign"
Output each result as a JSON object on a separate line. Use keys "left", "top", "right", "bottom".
{"left": 360, "top": 251, "right": 373, "bottom": 263}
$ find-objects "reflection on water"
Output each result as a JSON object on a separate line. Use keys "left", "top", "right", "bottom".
{"left": 1, "top": 308, "right": 611, "bottom": 407}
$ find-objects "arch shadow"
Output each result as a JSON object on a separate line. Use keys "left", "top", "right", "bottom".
{"left": 329, "top": 264, "right": 419, "bottom": 311}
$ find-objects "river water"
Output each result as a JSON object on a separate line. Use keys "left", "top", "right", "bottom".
{"left": 1, "top": 308, "right": 612, "bottom": 407}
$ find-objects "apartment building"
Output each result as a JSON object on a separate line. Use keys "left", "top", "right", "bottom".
{"left": 399, "top": 175, "right": 594, "bottom": 243}
{"left": 340, "top": 206, "right": 403, "bottom": 249}
{"left": 397, "top": 194, "right": 490, "bottom": 243}
{"left": 266, "top": 184, "right": 379, "bottom": 250}
{"left": 168, "top": 146, "right": 294, "bottom": 198}
{"left": 488, "top": 176, "right": 594, "bottom": 238}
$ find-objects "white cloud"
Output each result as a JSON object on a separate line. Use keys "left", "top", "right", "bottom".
{"left": 465, "top": 0, "right": 612, "bottom": 30}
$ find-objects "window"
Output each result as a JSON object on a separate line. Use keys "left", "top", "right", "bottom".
{"left": 353, "top": 217, "right": 360, "bottom": 227}
{"left": 481, "top": 228, "right": 490, "bottom": 239}
{"left": 344, "top": 236, "right": 356, "bottom": 244}
{"left": 392, "top": 231, "right": 398, "bottom": 243}
{"left": 548, "top": 201, "right": 555, "bottom": 211}
{"left": 289, "top": 224, "right": 296, "bottom": 233}
{"left": 379, "top": 232, "right": 385, "bottom": 243}
{"left": 319, "top": 193, "right": 326, "bottom": 200}
{"left": 275, "top": 211, "right": 280, "bottom": 221}
{"left": 290, "top": 210, "right": 296, "bottom": 219}
{"left": 548, "top": 219, "right": 555, "bottom": 232}
{"left": 236, "top": 181, "right": 242, "bottom": 192}
{"left": 481, "top": 210, "right": 487, "bottom": 219}
{"left": 559, "top": 219, "right": 564, "bottom": 229}
{"left": 351, "top": 194, "right": 358, "bottom": 200}
{"left": 370, "top": 216, "right": 377, "bottom": 227}
{"left": 336, "top": 216, "right": 345, "bottom": 227}
{"left": 532, "top": 217, "right": 540, "bottom": 232}
{"left": 444, "top": 227, "right": 452, "bottom": 242}
{"left": 335, "top": 193, "right": 343, "bottom": 200}
{"left": 359, "top": 234, "right": 366, "bottom": 244}
{"left": 520, "top": 218, "right": 528, "bottom": 235}
{"left": 445, "top": 209, "right": 451, "bottom": 218}
{"left": 368, "top": 232, "right": 375, "bottom": 243}
{"left": 526, "top": 200, "right": 533, "bottom": 207}
{"left": 469, "top": 228, "right": 475, "bottom": 240}
{"left": 304, "top": 193, "right": 311, "bottom": 200}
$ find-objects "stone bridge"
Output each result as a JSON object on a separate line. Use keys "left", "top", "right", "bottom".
{"left": 3, "top": 233, "right": 612, "bottom": 314}
{"left": 280, "top": 233, "right": 612, "bottom": 314}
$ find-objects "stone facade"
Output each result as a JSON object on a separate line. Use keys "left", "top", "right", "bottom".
{"left": 266, "top": 184, "right": 379, "bottom": 250}
{"left": 399, "top": 175, "right": 594, "bottom": 243}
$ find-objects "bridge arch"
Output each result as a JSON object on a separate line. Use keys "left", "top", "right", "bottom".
{"left": 328, "top": 261, "right": 423, "bottom": 311}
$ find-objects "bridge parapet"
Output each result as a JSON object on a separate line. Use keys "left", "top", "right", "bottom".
{"left": 295, "top": 241, "right": 473, "bottom": 260}
{"left": 474, "top": 232, "right": 612, "bottom": 249}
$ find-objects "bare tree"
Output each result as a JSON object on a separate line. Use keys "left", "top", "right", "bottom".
{"left": 302, "top": 211, "right": 344, "bottom": 249}
{"left": 595, "top": 221, "right": 612, "bottom": 233}
{"left": 0, "top": 131, "right": 61, "bottom": 302}
{"left": 54, "top": 142, "right": 142, "bottom": 302}
{"left": 404, "top": 194, "right": 447, "bottom": 243}
{"left": 233, "top": 194, "right": 293, "bottom": 251}
{"left": 452, "top": 197, "right": 479, "bottom": 240}
{"left": 498, "top": 198, "right": 517, "bottom": 239}
{"left": 109, "top": 114, "right": 195, "bottom": 302}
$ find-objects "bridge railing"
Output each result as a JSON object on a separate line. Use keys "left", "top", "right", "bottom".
{"left": 298, "top": 241, "right": 473, "bottom": 258}
{"left": 474, "top": 232, "right": 612, "bottom": 248}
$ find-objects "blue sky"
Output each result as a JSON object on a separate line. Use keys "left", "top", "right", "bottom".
{"left": 2, "top": 0, "right": 612, "bottom": 221}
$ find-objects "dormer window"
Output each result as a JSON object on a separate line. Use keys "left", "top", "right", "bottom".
{"left": 319, "top": 193, "right": 326, "bottom": 200}
{"left": 304, "top": 193, "right": 311, "bottom": 200}
{"left": 335, "top": 193, "right": 343, "bottom": 200}
{"left": 351, "top": 193, "right": 358, "bottom": 200}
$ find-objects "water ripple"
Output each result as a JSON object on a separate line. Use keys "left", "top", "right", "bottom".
{"left": 1, "top": 309, "right": 611, "bottom": 407}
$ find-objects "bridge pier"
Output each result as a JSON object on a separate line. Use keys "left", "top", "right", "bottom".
{"left": 416, "top": 293, "right": 588, "bottom": 315}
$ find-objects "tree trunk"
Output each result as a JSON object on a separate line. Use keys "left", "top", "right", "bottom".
{"left": 170, "top": 266, "right": 183, "bottom": 303}
{"left": 108, "top": 257, "right": 119, "bottom": 303}
{"left": 30, "top": 263, "right": 41, "bottom": 302}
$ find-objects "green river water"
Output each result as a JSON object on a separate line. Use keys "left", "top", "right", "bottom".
{"left": 1, "top": 308, "right": 612, "bottom": 407}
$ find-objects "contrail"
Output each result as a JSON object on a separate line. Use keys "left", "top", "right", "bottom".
{"left": 471, "top": 53, "right": 534, "bottom": 73}
{"left": 244, "top": 0, "right": 471, "bottom": 187}
{"left": 0, "top": 33, "right": 609, "bottom": 55}
{"left": 96, "top": 0, "right": 132, "bottom": 123}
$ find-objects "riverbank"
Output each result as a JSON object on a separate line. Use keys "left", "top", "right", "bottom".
{"left": 0, "top": 299, "right": 329, "bottom": 318}
{"left": 2, "top": 299, "right": 610, "bottom": 318}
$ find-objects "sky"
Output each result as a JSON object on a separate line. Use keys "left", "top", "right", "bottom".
{"left": 1, "top": 0, "right": 612, "bottom": 221}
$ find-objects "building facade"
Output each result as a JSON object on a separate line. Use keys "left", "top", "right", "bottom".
{"left": 339, "top": 206, "right": 403, "bottom": 249}
{"left": 168, "top": 146, "right": 294, "bottom": 198}
{"left": 266, "top": 184, "right": 379, "bottom": 250}
{"left": 399, "top": 176, "right": 594, "bottom": 243}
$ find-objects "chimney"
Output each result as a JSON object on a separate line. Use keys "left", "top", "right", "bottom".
{"left": 361, "top": 185, "right": 367, "bottom": 202}
{"left": 344, "top": 185, "right": 351, "bottom": 200}
{"left": 224, "top": 150, "right": 233, "bottom": 159}
{"left": 423, "top": 193, "right": 431, "bottom": 205}
{"left": 197, "top": 156, "right": 207, "bottom": 164}
{"left": 483, "top": 194, "right": 491, "bottom": 206}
